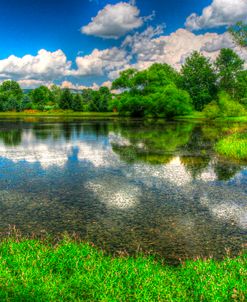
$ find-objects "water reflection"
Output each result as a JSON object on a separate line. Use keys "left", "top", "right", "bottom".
{"left": 0, "top": 118, "right": 246, "bottom": 263}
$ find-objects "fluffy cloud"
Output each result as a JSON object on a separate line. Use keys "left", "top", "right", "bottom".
{"left": 81, "top": 2, "right": 144, "bottom": 39}
{"left": 17, "top": 79, "right": 52, "bottom": 89}
{"left": 72, "top": 47, "right": 130, "bottom": 76}
{"left": 185, "top": 0, "right": 247, "bottom": 31}
{"left": 60, "top": 80, "right": 99, "bottom": 91}
{"left": 0, "top": 49, "right": 71, "bottom": 81}
{"left": 122, "top": 27, "right": 247, "bottom": 70}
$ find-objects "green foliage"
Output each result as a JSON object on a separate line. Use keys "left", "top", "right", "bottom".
{"left": 229, "top": 21, "right": 247, "bottom": 47}
{"left": 203, "top": 92, "right": 246, "bottom": 119}
{"left": 0, "top": 80, "right": 24, "bottom": 112}
{"left": 59, "top": 89, "right": 73, "bottom": 110}
{"left": 112, "top": 64, "right": 179, "bottom": 95}
{"left": 116, "top": 93, "right": 152, "bottom": 117}
{"left": 215, "top": 48, "right": 244, "bottom": 96}
{"left": 112, "top": 68, "right": 137, "bottom": 90}
{"left": 1, "top": 50, "right": 247, "bottom": 117}
{"left": 0, "top": 238, "right": 246, "bottom": 301}
{"left": 112, "top": 64, "right": 191, "bottom": 118}
{"left": 154, "top": 85, "right": 193, "bottom": 117}
{"left": 180, "top": 51, "right": 217, "bottom": 111}
{"left": 133, "top": 63, "right": 180, "bottom": 94}
{"left": 218, "top": 92, "right": 246, "bottom": 117}
{"left": 235, "top": 70, "right": 247, "bottom": 104}
{"left": 29, "top": 86, "right": 54, "bottom": 110}
{"left": 203, "top": 101, "right": 221, "bottom": 119}
{"left": 90, "top": 87, "right": 111, "bottom": 112}
{"left": 71, "top": 94, "right": 83, "bottom": 112}
{"left": 215, "top": 133, "right": 247, "bottom": 160}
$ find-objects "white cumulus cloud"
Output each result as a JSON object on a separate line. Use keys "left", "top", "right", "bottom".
{"left": 81, "top": 1, "right": 144, "bottom": 39}
{"left": 0, "top": 49, "right": 71, "bottom": 81}
{"left": 72, "top": 47, "right": 130, "bottom": 76}
{"left": 185, "top": 0, "right": 247, "bottom": 31}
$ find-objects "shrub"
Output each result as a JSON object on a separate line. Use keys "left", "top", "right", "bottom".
{"left": 218, "top": 92, "right": 246, "bottom": 117}
{"left": 203, "top": 101, "right": 221, "bottom": 119}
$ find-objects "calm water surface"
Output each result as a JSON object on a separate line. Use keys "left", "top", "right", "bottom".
{"left": 0, "top": 117, "right": 246, "bottom": 263}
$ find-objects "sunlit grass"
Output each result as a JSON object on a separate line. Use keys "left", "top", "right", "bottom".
{"left": 0, "top": 111, "right": 119, "bottom": 117}
{"left": 215, "top": 133, "right": 247, "bottom": 160}
{"left": 0, "top": 238, "right": 246, "bottom": 301}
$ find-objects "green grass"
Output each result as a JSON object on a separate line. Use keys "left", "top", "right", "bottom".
{"left": 175, "top": 112, "right": 206, "bottom": 121}
{"left": 0, "top": 238, "right": 246, "bottom": 301}
{"left": 216, "top": 116, "right": 247, "bottom": 123}
{"left": 215, "top": 132, "right": 247, "bottom": 160}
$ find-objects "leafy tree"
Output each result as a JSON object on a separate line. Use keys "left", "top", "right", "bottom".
{"left": 235, "top": 70, "right": 247, "bottom": 104}
{"left": 59, "top": 89, "right": 73, "bottom": 110}
{"left": 29, "top": 86, "right": 54, "bottom": 109}
{"left": 133, "top": 63, "right": 180, "bottom": 94}
{"left": 154, "top": 85, "right": 193, "bottom": 118}
{"left": 112, "top": 69, "right": 137, "bottom": 90}
{"left": 97, "top": 87, "right": 111, "bottom": 112}
{"left": 229, "top": 22, "right": 247, "bottom": 47}
{"left": 0, "top": 80, "right": 24, "bottom": 111}
{"left": 71, "top": 94, "right": 83, "bottom": 112}
{"left": 215, "top": 48, "right": 244, "bottom": 96}
{"left": 116, "top": 93, "right": 152, "bottom": 117}
{"left": 50, "top": 85, "right": 62, "bottom": 105}
{"left": 180, "top": 52, "right": 217, "bottom": 111}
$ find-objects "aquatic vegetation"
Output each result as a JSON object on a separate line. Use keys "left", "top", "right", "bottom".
{"left": 0, "top": 238, "right": 246, "bottom": 301}
{"left": 215, "top": 133, "right": 247, "bottom": 160}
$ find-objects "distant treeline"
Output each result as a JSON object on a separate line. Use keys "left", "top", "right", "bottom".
{"left": 1, "top": 47, "right": 247, "bottom": 118}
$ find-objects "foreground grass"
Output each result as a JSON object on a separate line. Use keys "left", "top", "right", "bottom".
{"left": 215, "top": 132, "right": 247, "bottom": 160}
{"left": 0, "top": 238, "right": 246, "bottom": 301}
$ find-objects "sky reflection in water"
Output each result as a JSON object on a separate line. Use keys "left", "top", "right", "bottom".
{"left": 0, "top": 118, "right": 246, "bottom": 263}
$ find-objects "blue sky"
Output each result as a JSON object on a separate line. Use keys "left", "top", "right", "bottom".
{"left": 0, "top": 0, "right": 246, "bottom": 89}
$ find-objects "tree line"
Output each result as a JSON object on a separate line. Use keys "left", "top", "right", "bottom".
{"left": 0, "top": 24, "right": 246, "bottom": 118}
{"left": 0, "top": 82, "right": 112, "bottom": 113}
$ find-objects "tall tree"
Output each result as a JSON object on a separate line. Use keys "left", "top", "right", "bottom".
{"left": 59, "top": 89, "right": 73, "bottom": 110}
{"left": 29, "top": 86, "right": 54, "bottom": 106}
{"left": 180, "top": 51, "right": 217, "bottom": 111}
{"left": 215, "top": 48, "right": 244, "bottom": 96}
{"left": 71, "top": 93, "right": 83, "bottom": 112}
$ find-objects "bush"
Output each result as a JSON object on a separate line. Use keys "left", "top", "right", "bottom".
{"left": 203, "top": 101, "right": 221, "bottom": 119}
{"left": 218, "top": 92, "right": 246, "bottom": 117}
{"left": 204, "top": 92, "right": 246, "bottom": 119}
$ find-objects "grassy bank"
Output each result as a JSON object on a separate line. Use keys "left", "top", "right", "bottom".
{"left": 0, "top": 238, "right": 246, "bottom": 301}
{"left": 0, "top": 111, "right": 119, "bottom": 118}
{"left": 215, "top": 133, "right": 247, "bottom": 160}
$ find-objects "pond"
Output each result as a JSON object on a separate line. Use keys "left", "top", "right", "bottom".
{"left": 0, "top": 117, "right": 246, "bottom": 263}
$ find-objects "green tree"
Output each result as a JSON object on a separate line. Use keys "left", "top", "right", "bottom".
{"left": 235, "top": 70, "right": 247, "bottom": 104}
{"left": 0, "top": 80, "right": 24, "bottom": 111}
{"left": 180, "top": 51, "right": 217, "bottom": 111}
{"left": 71, "top": 93, "right": 83, "bottom": 112}
{"left": 154, "top": 85, "right": 193, "bottom": 118}
{"left": 29, "top": 86, "right": 54, "bottom": 110}
{"left": 98, "top": 87, "right": 111, "bottom": 112}
{"left": 215, "top": 48, "right": 244, "bottom": 96}
{"left": 50, "top": 85, "right": 62, "bottom": 106}
{"left": 112, "top": 69, "right": 137, "bottom": 90}
{"left": 59, "top": 89, "right": 73, "bottom": 110}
